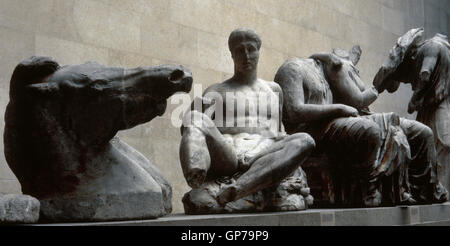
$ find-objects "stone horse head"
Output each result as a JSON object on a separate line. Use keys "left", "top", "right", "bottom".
{"left": 3, "top": 56, "right": 192, "bottom": 221}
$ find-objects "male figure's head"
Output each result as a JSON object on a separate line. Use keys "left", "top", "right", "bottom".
{"left": 228, "top": 28, "right": 261, "bottom": 77}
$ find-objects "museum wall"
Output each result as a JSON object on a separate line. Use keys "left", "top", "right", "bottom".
{"left": 0, "top": 0, "right": 448, "bottom": 213}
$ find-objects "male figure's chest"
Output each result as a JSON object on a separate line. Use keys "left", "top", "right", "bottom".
{"left": 222, "top": 85, "right": 278, "bottom": 116}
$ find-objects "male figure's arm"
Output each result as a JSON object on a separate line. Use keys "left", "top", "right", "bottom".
{"left": 181, "top": 84, "right": 221, "bottom": 137}
{"left": 268, "top": 81, "right": 286, "bottom": 137}
{"left": 188, "top": 84, "right": 220, "bottom": 117}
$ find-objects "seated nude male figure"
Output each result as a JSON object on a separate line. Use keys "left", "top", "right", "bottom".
{"left": 180, "top": 28, "right": 315, "bottom": 206}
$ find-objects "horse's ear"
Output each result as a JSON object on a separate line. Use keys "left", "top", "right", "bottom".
{"left": 9, "top": 56, "right": 60, "bottom": 101}
{"left": 349, "top": 45, "right": 362, "bottom": 65}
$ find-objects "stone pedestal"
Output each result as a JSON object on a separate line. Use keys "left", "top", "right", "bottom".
{"left": 31, "top": 202, "right": 450, "bottom": 226}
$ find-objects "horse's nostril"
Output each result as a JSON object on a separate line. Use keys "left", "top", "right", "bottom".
{"left": 169, "top": 69, "right": 184, "bottom": 82}
{"left": 184, "top": 76, "right": 193, "bottom": 84}
{"left": 182, "top": 77, "right": 193, "bottom": 92}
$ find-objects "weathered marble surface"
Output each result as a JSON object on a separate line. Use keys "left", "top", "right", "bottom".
{"left": 0, "top": 0, "right": 447, "bottom": 214}
{"left": 183, "top": 168, "right": 313, "bottom": 214}
{"left": 374, "top": 28, "right": 450, "bottom": 193}
{"left": 180, "top": 28, "right": 315, "bottom": 214}
{"left": 3, "top": 56, "right": 192, "bottom": 221}
{"left": 275, "top": 44, "right": 447, "bottom": 207}
{"left": 0, "top": 193, "right": 40, "bottom": 224}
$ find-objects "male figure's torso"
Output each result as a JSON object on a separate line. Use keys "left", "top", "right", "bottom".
{"left": 205, "top": 78, "right": 281, "bottom": 139}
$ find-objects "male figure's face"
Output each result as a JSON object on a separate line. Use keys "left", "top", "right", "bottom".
{"left": 231, "top": 40, "right": 260, "bottom": 74}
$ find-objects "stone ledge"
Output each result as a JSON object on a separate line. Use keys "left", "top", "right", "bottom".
{"left": 31, "top": 202, "right": 450, "bottom": 226}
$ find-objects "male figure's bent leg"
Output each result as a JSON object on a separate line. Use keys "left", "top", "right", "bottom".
{"left": 180, "top": 111, "right": 238, "bottom": 188}
{"left": 217, "top": 133, "right": 315, "bottom": 205}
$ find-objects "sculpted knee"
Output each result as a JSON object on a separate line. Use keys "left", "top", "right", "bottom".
{"left": 181, "top": 126, "right": 205, "bottom": 144}
{"left": 289, "top": 133, "right": 316, "bottom": 154}
{"left": 418, "top": 123, "right": 434, "bottom": 140}
{"left": 364, "top": 123, "right": 383, "bottom": 146}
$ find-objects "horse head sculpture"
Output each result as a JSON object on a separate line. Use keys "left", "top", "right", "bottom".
{"left": 4, "top": 56, "right": 193, "bottom": 221}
